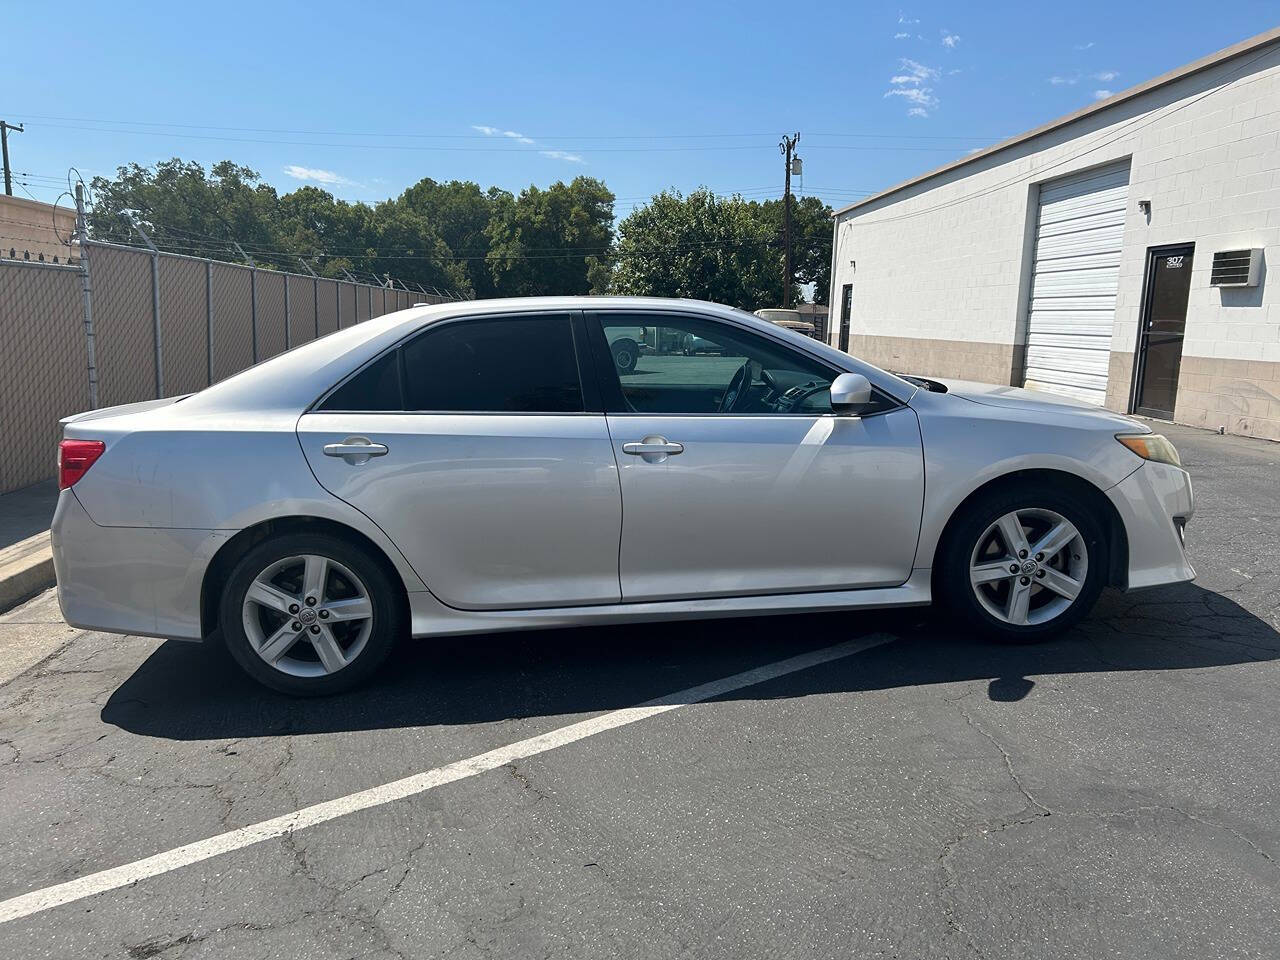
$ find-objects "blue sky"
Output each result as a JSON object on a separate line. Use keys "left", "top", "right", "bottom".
{"left": 3, "top": 1, "right": 1277, "bottom": 218}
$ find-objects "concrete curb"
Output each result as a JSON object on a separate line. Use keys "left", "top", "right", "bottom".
{"left": 0, "top": 531, "right": 55, "bottom": 615}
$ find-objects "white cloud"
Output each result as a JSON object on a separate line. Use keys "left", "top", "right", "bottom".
{"left": 540, "top": 150, "right": 585, "bottom": 163}
{"left": 283, "top": 165, "right": 356, "bottom": 187}
{"left": 475, "top": 123, "right": 584, "bottom": 161}
{"left": 887, "top": 86, "right": 938, "bottom": 107}
{"left": 897, "top": 11, "right": 919, "bottom": 24}
{"left": 886, "top": 58, "right": 940, "bottom": 116}
{"left": 1094, "top": 89, "right": 1113, "bottom": 100}
{"left": 941, "top": 33, "right": 960, "bottom": 48}
{"left": 894, "top": 31, "right": 911, "bottom": 39}
{"left": 473, "top": 124, "right": 535, "bottom": 145}
{"left": 891, "top": 58, "right": 939, "bottom": 84}
{"left": 1074, "top": 41, "right": 1094, "bottom": 50}
{"left": 1093, "top": 70, "right": 1119, "bottom": 81}
{"left": 885, "top": 86, "right": 939, "bottom": 118}
{"left": 1048, "top": 74, "right": 1078, "bottom": 85}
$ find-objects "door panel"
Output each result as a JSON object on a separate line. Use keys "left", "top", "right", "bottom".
{"left": 300, "top": 413, "right": 622, "bottom": 609}
{"left": 1134, "top": 245, "right": 1194, "bottom": 419}
{"left": 607, "top": 409, "right": 925, "bottom": 601}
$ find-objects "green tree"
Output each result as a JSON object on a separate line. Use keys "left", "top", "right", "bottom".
{"left": 276, "top": 185, "right": 371, "bottom": 276}
{"left": 485, "top": 177, "right": 614, "bottom": 297}
{"left": 90, "top": 159, "right": 284, "bottom": 266}
{"left": 608, "top": 189, "right": 783, "bottom": 310}
{"left": 360, "top": 198, "right": 468, "bottom": 294}
{"left": 396, "top": 179, "right": 511, "bottom": 298}
{"left": 754, "top": 194, "right": 834, "bottom": 305}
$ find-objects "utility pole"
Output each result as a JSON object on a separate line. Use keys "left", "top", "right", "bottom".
{"left": 1, "top": 121, "right": 24, "bottom": 196}
{"left": 74, "top": 183, "right": 100, "bottom": 408}
{"left": 779, "top": 132, "right": 801, "bottom": 308}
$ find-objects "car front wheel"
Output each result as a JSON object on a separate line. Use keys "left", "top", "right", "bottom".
{"left": 939, "top": 484, "right": 1107, "bottom": 641}
{"left": 219, "top": 532, "right": 403, "bottom": 695}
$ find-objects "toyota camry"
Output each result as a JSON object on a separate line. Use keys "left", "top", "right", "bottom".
{"left": 51, "top": 297, "right": 1194, "bottom": 695}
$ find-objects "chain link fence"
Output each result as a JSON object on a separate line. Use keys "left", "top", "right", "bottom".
{"left": 0, "top": 240, "right": 452, "bottom": 495}
{"left": 0, "top": 260, "right": 90, "bottom": 493}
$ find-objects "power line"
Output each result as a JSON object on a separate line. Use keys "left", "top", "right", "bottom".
{"left": 11, "top": 121, "right": 978, "bottom": 154}
{"left": 1, "top": 112, "right": 1003, "bottom": 142}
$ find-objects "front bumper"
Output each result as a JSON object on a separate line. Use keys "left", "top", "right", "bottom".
{"left": 1106, "top": 460, "right": 1196, "bottom": 591}
{"left": 51, "top": 489, "right": 224, "bottom": 641}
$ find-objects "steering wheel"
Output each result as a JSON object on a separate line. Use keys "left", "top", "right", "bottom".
{"left": 719, "top": 361, "right": 752, "bottom": 413}
{"left": 760, "top": 367, "right": 779, "bottom": 394}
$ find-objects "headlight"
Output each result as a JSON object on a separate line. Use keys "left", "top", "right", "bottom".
{"left": 1116, "top": 433, "right": 1182, "bottom": 467}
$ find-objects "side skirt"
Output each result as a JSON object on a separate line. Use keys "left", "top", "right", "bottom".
{"left": 408, "top": 568, "right": 933, "bottom": 639}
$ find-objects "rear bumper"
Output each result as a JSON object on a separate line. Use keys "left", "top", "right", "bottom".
{"left": 1106, "top": 461, "right": 1196, "bottom": 591}
{"left": 51, "top": 489, "right": 222, "bottom": 641}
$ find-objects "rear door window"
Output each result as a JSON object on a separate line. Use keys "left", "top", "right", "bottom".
{"left": 401, "top": 314, "right": 584, "bottom": 412}
{"left": 319, "top": 313, "right": 585, "bottom": 413}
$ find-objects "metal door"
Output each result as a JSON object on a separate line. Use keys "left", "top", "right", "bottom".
{"left": 606, "top": 411, "right": 925, "bottom": 601}
{"left": 586, "top": 309, "right": 924, "bottom": 602}
{"left": 299, "top": 312, "right": 622, "bottom": 610}
{"left": 839, "top": 283, "right": 852, "bottom": 352}
{"left": 1133, "top": 244, "right": 1194, "bottom": 419}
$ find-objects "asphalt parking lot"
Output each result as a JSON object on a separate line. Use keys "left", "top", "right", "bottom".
{"left": 0, "top": 421, "right": 1276, "bottom": 959}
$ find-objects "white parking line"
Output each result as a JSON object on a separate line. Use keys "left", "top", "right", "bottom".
{"left": 0, "top": 634, "right": 891, "bottom": 926}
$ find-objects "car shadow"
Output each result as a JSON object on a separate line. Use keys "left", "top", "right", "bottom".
{"left": 101, "top": 582, "right": 1278, "bottom": 741}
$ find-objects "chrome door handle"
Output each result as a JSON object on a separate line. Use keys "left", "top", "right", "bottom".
{"left": 622, "top": 436, "right": 684, "bottom": 463}
{"left": 322, "top": 436, "right": 388, "bottom": 464}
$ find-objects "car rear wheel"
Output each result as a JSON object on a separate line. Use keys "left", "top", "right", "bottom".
{"left": 939, "top": 484, "right": 1107, "bottom": 641}
{"left": 219, "top": 532, "right": 403, "bottom": 695}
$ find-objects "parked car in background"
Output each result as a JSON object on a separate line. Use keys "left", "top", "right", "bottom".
{"left": 680, "top": 332, "right": 724, "bottom": 355}
{"left": 755, "top": 308, "right": 817, "bottom": 339}
{"left": 52, "top": 297, "right": 1194, "bottom": 695}
{"left": 604, "top": 325, "right": 645, "bottom": 372}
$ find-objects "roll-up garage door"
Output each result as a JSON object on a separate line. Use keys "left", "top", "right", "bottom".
{"left": 1023, "top": 162, "right": 1130, "bottom": 405}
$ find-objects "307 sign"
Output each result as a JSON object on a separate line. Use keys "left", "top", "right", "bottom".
{"left": 1166, "top": 255, "right": 1185, "bottom": 268}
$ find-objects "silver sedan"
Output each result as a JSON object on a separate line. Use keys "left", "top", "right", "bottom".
{"left": 51, "top": 297, "right": 1194, "bottom": 694}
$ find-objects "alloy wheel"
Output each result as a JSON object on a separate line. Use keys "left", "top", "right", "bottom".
{"left": 240, "top": 554, "right": 374, "bottom": 677}
{"left": 969, "top": 508, "right": 1089, "bottom": 627}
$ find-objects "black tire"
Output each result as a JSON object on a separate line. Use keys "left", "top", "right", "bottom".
{"left": 219, "top": 532, "right": 404, "bottom": 696}
{"left": 612, "top": 339, "right": 639, "bottom": 373}
{"left": 937, "top": 483, "right": 1107, "bottom": 642}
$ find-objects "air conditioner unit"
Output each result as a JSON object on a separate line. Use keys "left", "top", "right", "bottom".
{"left": 1209, "top": 248, "right": 1262, "bottom": 287}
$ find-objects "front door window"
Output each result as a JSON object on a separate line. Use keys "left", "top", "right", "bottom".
{"left": 596, "top": 313, "right": 839, "bottom": 416}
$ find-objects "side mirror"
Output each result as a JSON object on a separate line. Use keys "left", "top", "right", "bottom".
{"left": 830, "top": 373, "right": 874, "bottom": 415}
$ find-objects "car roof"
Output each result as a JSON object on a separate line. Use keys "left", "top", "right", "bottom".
{"left": 179, "top": 296, "right": 912, "bottom": 416}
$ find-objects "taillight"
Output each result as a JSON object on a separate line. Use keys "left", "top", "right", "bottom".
{"left": 58, "top": 439, "right": 105, "bottom": 490}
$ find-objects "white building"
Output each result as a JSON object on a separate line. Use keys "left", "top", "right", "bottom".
{"left": 828, "top": 27, "right": 1280, "bottom": 441}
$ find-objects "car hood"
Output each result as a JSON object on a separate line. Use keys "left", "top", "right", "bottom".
{"left": 924, "top": 378, "right": 1150, "bottom": 432}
